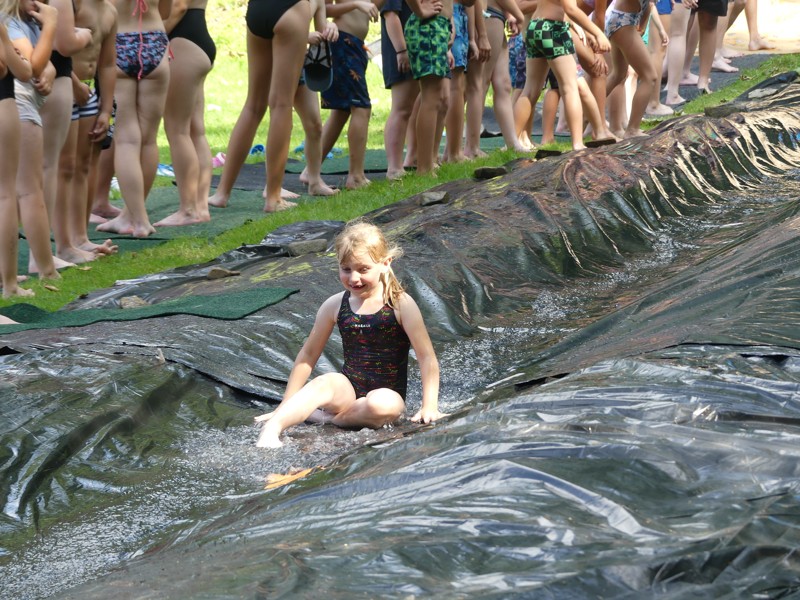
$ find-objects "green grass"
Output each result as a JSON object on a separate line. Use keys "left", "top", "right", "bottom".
{"left": 3, "top": 0, "right": 798, "bottom": 313}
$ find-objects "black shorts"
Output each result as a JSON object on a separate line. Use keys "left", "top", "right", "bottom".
{"left": 695, "top": 0, "right": 728, "bottom": 17}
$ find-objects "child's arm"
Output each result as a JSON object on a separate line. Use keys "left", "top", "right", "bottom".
{"left": 311, "top": 0, "right": 339, "bottom": 44}
{"left": 562, "top": 0, "right": 610, "bottom": 53}
{"left": 406, "top": 0, "right": 445, "bottom": 20}
{"left": 383, "top": 10, "right": 410, "bottom": 72}
{"left": 647, "top": 4, "right": 668, "bottom": 46}
{"left": 90, "top": 14, "right": 118, "bottom": 142}
{"left": 325, "top": 0, "right": 380, "bottom": 21}
{"left": 494, "top": 0, "right": 525, "bottom": 26}
{"left": 471, "top": 0, "right": 491, "bottom": 62}
{"left": 397, "top": 294, "right": 443, "bottom": 424}
{"left": 51, "top": 0, "right": 91, "bottom": 55}
{"left": 163, "top": 0, "right": 189, "bottom": 34}
{"left": 280, "top": 294, "right": 340, "bottom": 403}
{"left": 158, "top": 0, "right": 173, "bottom": 21}
{"left": 13, "top": 1, "right": 58, "bottom": 77}
{"left": 0, "top": 23, "right": 32, "bottom": 81}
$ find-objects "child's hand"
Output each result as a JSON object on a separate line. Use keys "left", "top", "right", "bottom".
{"left": 397, "top": 48, "right": 410, "bottom": 73}
{"left": 506, "top": 15, "right": 520, "bottom": 37}
{"left": 308, "top": 30, "right": 324, "bottom": 45}
{"left": 89, "top": 112, "right": 110, "bottom": 142}
{"left": 477, "top": 33, "right": 491, "bottom": 62}
{"left": 410, "top": 407, "right": 447, "bottom": 424}
{"left": 468, "top": 38, "right": 479, "bottom": 61}
{"left": 587, "top": 32, "right": 611, "bottom": 54}
{"left": 418, "top": 0, "right": 443, "bottom": 20}
{"left": 357, "top": 1, "right": 380, "bottom": 22}
{"left": 29, "top": 1, "right": 58, "bottom": 27}
{"left": 254, "top": 412, "right": 276, "bottom": 423}
{"left": 323, "top": 21, "right": 339, "bottom": 42}
{"left": 588, "top": 52, "right": 608, "bottom": 77}
{"left": 73, "top": 80, "right": 90, "bottom": 106}
{"left": 75, "top": 27, "right": 93, "bottom": 49}
{"left": 660, "top": 31, "right": 670, "bottom": 46}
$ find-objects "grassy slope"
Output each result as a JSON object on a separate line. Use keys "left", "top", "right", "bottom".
{"left": 3, "top": 3, "right": 798, "bottom": 311}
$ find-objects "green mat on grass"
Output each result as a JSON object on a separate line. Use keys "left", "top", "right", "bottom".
{"left": 0, "top": 287, "right": 297, "bottom": 333}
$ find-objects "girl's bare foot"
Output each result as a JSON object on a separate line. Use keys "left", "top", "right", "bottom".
{"left": 665, "top": 93, "right": 686, "bottom": 106}
{"left": 386, "top": 168, "right": 408, "bottom": 181}
{"left": 264, "top": 185, "right": 300, "bottom": 200}
{"left": 154, "top": 210, "right": 211, "bottom": 227}
{"left": 79, "top": 239, "right": 118, "bottom": 255}
{"left": 264, "top": 199, "right": 297, "bottom": 212}
{"left": 208, "top": 190, "right": 229, "bottom": 208}
{"left": 57, "top": 246, "right": 98, "bottom": 265}
{"left": 712, "top": 58, "right": 739, "bottom": 73}
{"left": 623, "top": 129, "right": 649, "bottom": 139}
{"left": 721, "top": 46, "right": 744, "bottom": 58}
{"left": 464, "top": 148, "right": 488, "bottom": 159}
{"left": 345, "top": 175, "right": 371, "bottom": 190}
{"left": 2, "top": 285, "right": 35, "bottom": 299}
{"left": 96, "top": 214, "right": 156, "bottom": 237}
{"left": 748, "top": 37, "right": 775, "bottom": 51}
{"left": 679, "top": 73, "right": 699, "bottom": 86}
{"left": 645, "top": 102, "right": 674, "bottom": 117}
{"left": 307, "top": 181, "right": 339, "bottom": 196}
{"left": 91, "top": 203, "right": 121, "bottom": 219}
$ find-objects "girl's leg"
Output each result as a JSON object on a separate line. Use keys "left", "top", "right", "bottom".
{"left": 464, "top": 56, "right": 486, "bottom": 158}
{"left": 264, "top": 0, "right": 309, "bottom": 211}
{"left": 384, "top": 79, "right": 419, "bottom": 178}
{"left": 540, "top": 88, "right": 560, "bottom": 145}
{"left": 486, "top": 21, "right": 526, "bottom": 152}
{"left": 665, "top": 4, "right": 691, "bottom": 104}
{"left": 256, "top": 373, "right": 358, "bottom": 448}
{"left": 615, "top": 26, "right": 658, "bottom": 136}
{"left": 647, "top": 15, "right": 674, "bottom": 115}
{"left": 18, "top": 122, "right": 62, "bottom": 279}
{"left": 190, "top": 82, "right": 213, "bottom": 217}
{"left": 159, "top": 36, "right": 213, "bottom": 226}
{"left": 416, "top": 75, "right": 449, "bottom": 175}
{"left": 293, "top": 85, "right": 338, "bottom": 195}
{"left": 208, "top": 31, "right": 272, "bottom": 208}
{"left": 443, "top": 68, "right": 467, "bottom": 162}
{"left": 0, "top": 101, "right": 31, "bottom": 297}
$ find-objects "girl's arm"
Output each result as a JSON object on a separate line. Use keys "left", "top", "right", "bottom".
{"left": 13, "top": 1, "right": 58, "bottom": 77}
{"left": 563, "top": 0, "right": 610, "bottom": 53}
{"left": 163, "top": 0, "right": 189, "bottom": 34}
{"left": 280, "top": 294, "right": 340, "bottom": 402}
{"left": 0, "top": 23, "right": 32, "bottom": 81}
{"left": 397, "top": 294, "right": 442, "bottom": 424}
{"left": 90, "top": 15, "right": 118, "bottom": 142}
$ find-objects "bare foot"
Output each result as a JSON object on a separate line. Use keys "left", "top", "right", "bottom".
{"left": 298, "top": 168, "right": 310, "bottom": 186}
{"left": 464, "top": 148, "right": 488, "bottom": 159}
{"left": 679, "top": 73, "right": 699, "bottom": 86}
{"left": 712, "top": 58, "right": 739, "bottom": 73}
{"left": 91, "top": 203, "right": 121, "bottom": 219}
{"left": 645, "top": 103, "right": 674, "bottom": 117}
{"left": 2, "top": 285, "right": 35, "bottom": 299}
{"left": 79, "top": 239, "right": 118, "bottom": 256}
{"left": 96, "top": 214, "right": 156, "bottom": 237}
{"left": 89, "top": 213, "right": 108, "bottom": 224}
{"left": 345, "top": 175, "right": 371, "bottom": 190}
{"left": 264, "top": 199, "right": 296, "bottom": 212}
{"left": 748, "top": 37, "right": 775, "bottom": 51}
{"left": 664, "top": 93, "right": 686, "bottom": 106}
{"left": 256, "top": 424, "right": 284, "bottom": 448}
{"left": 721, "top": 46, "right": 744, "bottom": 59}
{"left": 208, "top": 190, "right": 229, "bottom": 208}
{"left": 0, "top": 315, "right": 19, "bottom": 325}
{"left": 307, "top": 181, "right": 339, "bottom": 196}
{"left": 264, "top": 185, "right": 300, "bottom": 200}
{"left": 154, "top": 210, "right": 211, "bottom": 227}
{"left": 386, "top": 168, "right": 408, "bottom": 181}
{"left": 623, "top": 129, "right": 649, "bottom": 139}
{"left": 57, "top": 246, "right": 98, "bottom": 265}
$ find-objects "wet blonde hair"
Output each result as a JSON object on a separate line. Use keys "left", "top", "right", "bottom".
{"left": 335, "top": 220, "right": 405, "bottom": 308}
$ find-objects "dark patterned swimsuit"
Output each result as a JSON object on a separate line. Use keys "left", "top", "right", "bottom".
{"left": 338, "top": 291, "right": 411, "bottom": 399}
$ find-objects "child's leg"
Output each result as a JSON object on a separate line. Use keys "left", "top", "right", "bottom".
{"left": 318, "top": 108, "right": 350, "bottom": 167}
{"left": 90, "top": 141, "right": 118, "bottom": 220}
{"left": 190, "top": 77, "right": 213, "bottom": 221}
{"left": 540, "top": 88, "right": 560, "bottom": 145}
{"left": 0, "top": 101, "right": 31, "bottom": 297}
{"left": 578, "top": 77, "right": 613, "bottom": 140}
{"left": 416, "top": 75, "right": 448, "bottom": 175}
{"left": 665, "top": 4, "right": 692, "bottom": 104}
{"left": 330, "top": 389, "right": 405, "bottom": 429}
{"left": 18, "top": 122, "right": 61, "bottom": 279}
{"left": 159, "top": 36, "right": 213, "bottom": 226}
{"left": 614, "top": 26, "right": 658, "bottom": 136}
{"left": 40, "top": 77, "right": 74, "bottom": 221}
{"left": 404, "top": 96, "right": 420, "bottom": 167}
{"left": 346, "top": 106, "right": 372, "bottom": 189}
{"left": 256, "top": 373, "right": 358, "bottom": 448}
{"left": 384, "top": 79, "right": 419, "bottom": 178}
{"left": 464, "top": 56, "right": 486, "bottom": 158}
{"left": 549, "top": 54, "right": 586, "bottom": 150}
{"left": 696, "top": 11, "right": 720, "bottom": 93}
{"left": 208, "top": 32, "right": 272, "bottom": 208}
{"left": 513, "top": 57, "right": 549, "bottom": 143}
{"left": 647, "top": 16, "right": 674, "bottom": 115}
{"left": 444, "top": 68, "right": 467, "bottom": 162}
{"left": 293, "top": 85, "right": 338, "bottom": 195}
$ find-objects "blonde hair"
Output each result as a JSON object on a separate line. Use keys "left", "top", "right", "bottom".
{"left": 0, "top": 0, "right": 22, "bottom": 19}
{"left": 335, "top": 220, "right": 405, "bottom": 308}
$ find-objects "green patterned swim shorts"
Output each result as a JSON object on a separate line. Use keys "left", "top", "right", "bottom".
{"left": 405, "top": 14, "right": 452, "bottom": 80}
{"left": 526, "top": 18, "right": 575, "bottom": 60}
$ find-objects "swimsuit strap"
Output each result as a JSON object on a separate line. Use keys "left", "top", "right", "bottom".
{"left": 133, "top": 0, "right": 148, "bottom": 80}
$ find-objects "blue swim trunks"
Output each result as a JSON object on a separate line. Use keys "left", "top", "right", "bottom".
{"left": 405, "top": 14, "right": 452, "bottom": 80}
{"left": 451, "top": 4, "right": 469, "bottom": 70}
{"left": 321, "top": 30, "right": 371, "bottom": 110}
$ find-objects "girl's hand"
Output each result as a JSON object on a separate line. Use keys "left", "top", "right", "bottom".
{"left": 477, "top": 33, "right": 491, "bottom": 62}
{"left": 308, "top": 30, "right": 323, "bottom": 45}
{"left": 75, "top": 27, "right": 93, "bottom": 49}
{"left": 661, "top": 31, "right": 670, "bottom": 46}
{"left": 29, "top": 1, "right": 58, "bottom": 27}
{"left": 410, "top": 407, "right": 447, "bottom": 424}
{"left": 323, "top": 22, "right": 339, "bottom": 42}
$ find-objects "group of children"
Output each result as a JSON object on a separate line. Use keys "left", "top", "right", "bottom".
{"left": 1, "top": 0, "right": 215, "bottom": 301}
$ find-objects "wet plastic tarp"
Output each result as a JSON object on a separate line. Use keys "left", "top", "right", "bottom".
{"left": 2, "top": 72, "right": 800, "bottom": 598}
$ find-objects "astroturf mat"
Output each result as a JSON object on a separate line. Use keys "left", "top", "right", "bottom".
{"left": 0, "top": 287, "right": 297, "bottom": 333}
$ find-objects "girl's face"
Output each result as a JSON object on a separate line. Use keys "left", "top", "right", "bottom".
{"left": 20, "top": 0, "right": 36, "bottom": 17}
{"left": 338, "top": 251, "right": 389, "bottom": 299}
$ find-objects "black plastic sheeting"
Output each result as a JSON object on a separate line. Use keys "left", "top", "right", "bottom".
{"left": 2, "top": 72, "right": 800, "bottom": 598}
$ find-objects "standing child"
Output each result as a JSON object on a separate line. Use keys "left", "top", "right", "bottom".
{"left": 315, "top": 0, "right": 379, "bottom": 190}
{"left": 0, "top": 19, "right": 34, "bottom": 297}
{"left": 255, "top": 220, "right": 443, "bottom": 448}
{"left": 4, "top": 0, "right": 65, "bottom": 279}
{"left": 512, "top": 0, "right": 611, "bottom": 151}
{"left": 96, "top": 0, "right": 171, "bottom": 237}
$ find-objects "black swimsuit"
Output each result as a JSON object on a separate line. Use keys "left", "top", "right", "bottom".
{"left": 0, "top": 72, "right": 14, "bottom": 101}
{"left": 246, "top": 0, "right": 305, "bottom": 40}
{"left": 338, "top": 291, "right": 411, "bottom": 399}
{"left": 169, "top": 8, "right": 217, "bottom": 64}
{"left": 50, "top": 0, "right": 77, "bottom": 78}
